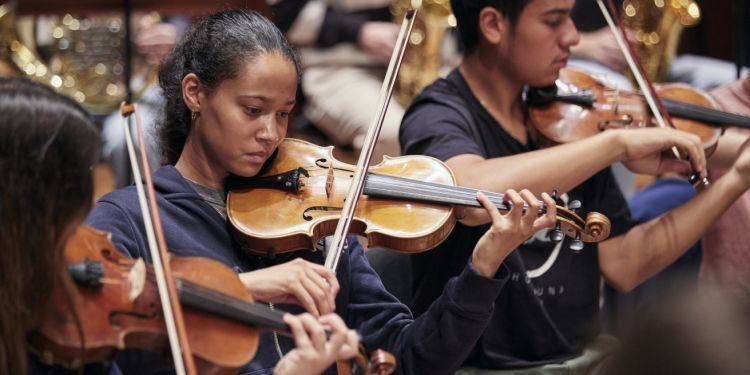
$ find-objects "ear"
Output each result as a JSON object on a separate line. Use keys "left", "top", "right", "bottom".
{"left": 182, "top": 73, "right": 203, "bottom": 112}
{"left": 478, "top": 7, "right": 508, "bottom": 46}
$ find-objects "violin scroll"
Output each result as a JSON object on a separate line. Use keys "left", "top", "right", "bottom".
{"left": 367, "top": 349, "right": 397, "bottom": 375}
{"left": 584, "top": 212, "right": 612, "bottom": 242}
{"left": 551, "top": 204, "right": 611, "bottom": 252}
{"left": 338, "top": 347, "right": 396, "bottom": 375}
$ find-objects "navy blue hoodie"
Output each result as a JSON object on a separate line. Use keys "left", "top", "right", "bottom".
{"left": 86, "top": 165, "right": 509, "bottom": 375}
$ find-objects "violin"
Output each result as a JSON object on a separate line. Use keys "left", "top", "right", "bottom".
{"left": 226, "top": 138, "right": 612, "bottom": 257}
{"left": 30, "top": 225, "right": 396, "bottom": 375}
{"left": 526, "top": 67, "right": 750, "bottom": 152}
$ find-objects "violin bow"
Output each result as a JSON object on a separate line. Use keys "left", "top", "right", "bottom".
{"left": 120, "top": 103, "right": 198, "bottom": 375}
{"left": 595, "top": 0, "right": 708, "bottom": 187}
{"left": 323, "top": 9, "right": 417, "bottom": 271}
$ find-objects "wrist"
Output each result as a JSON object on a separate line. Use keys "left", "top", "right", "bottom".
{"left": 603, "top": 130, "right": 627, "bottom": 162}
{"left": 724, "top": 167, "right": 750, "bottom": 192}
{"left": 471, "top": 247, "right": 506, "bottom": 278}
{"left": 239, "top": 271, "right": 262, "bottom": 293}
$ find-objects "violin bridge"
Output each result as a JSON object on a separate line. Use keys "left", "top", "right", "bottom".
{"left": 326, "top": 164, "right": 334, "bottom": 198}
{"left": 127, "top": 258, "right": 147, "bottom": 301}
{"left": 603, "top": 88, "right": 621, "bottom": 112}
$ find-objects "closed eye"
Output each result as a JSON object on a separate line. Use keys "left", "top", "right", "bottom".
{"left": 544, "top": 17, "right": 565, "bottom": 27}
{"left": 245, "top": 106, "right": 262, "bottom": 115}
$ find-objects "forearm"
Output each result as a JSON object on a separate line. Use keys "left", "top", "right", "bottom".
{"left": 448, "top": 131, "right": 623, "bottom": 197}
{"left": 601, "top": 169, "right": 749, "bottom": 291}
{"left": 392, "top": 262, "right": 506, "bottom": 375}
{"left": 346, "top": 245, "right": 505, "bottom": 375}
{"left": 707, "top": 131, "right": 749, "bottom": 177}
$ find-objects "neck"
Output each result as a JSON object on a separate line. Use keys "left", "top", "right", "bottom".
{"left": 175, "top": 134, "right": 227, "bottom": 190}
{"left": 460, "top": 48, "right": 526, "bottom": 130}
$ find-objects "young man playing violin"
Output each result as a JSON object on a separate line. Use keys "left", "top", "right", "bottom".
{"left": 85, "top": 9, "right": 559, "bottom": 375}
{"left": 399, "top": 0, "right": 750, "bottom": 373}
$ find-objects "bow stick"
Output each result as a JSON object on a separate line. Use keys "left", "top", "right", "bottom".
{"left": 595, "top": 0, "right": 708, "bottom": 187}
{"left": 324, "top": 9, "right": 417, "bottom": 271}
{"left": 120, "top": 103, "right": 198, "bottom": 375}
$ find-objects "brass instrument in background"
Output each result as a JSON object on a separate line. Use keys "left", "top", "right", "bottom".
{"left": 621, "top": 0, "right": 701, "bottom": 82}
{"left": 0, "top": 3, "right": 156, "bottom": 114}
{"left": 392, "top": 0, "right": 455, "bottom": 106}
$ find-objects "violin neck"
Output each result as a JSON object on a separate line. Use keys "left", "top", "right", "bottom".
{"left": 177, "top": 279, "right": 292, "bottom": 337}
{"left": 555, "top": 92, "right": 750, "bottom": 130}
{"left": 660, "top": 98, "right": 750, "bottom": 130}
{"left": 364, "top": 173, "right": 544, "bottom": 215}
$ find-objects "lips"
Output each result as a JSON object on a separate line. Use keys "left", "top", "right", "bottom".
{"left": 554, "top": 54, "right": 570, "bottom": 67}
{"left": 244, "top": 151, "right": 269, "bottom": 163}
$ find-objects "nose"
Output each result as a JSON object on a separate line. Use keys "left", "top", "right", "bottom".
{"left": 256, "top": 114, "right": 282, "bottom": 144}
{"left": 561, "top": 18, "right": 580, "bottom": 49}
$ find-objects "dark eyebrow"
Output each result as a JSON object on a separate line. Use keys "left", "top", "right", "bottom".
{"left": 541, "top": 8, "right": 571, "bottom": 16}
{"left": 240, "top": 95, "right": 296, "bottom": 106}
{"left": 240, "top": 95, "right": 269, "bottom": 102}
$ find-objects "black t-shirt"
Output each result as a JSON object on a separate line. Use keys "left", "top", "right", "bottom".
{"left": 399, "top": 69, "right": 637, "bottom": 369}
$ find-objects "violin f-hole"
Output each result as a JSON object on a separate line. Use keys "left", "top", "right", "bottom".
{"left": 302, "top": 206, "right": 343, "bottom": 221}
{"left": 598, "top": 114, "right": 634, "bottom": 130}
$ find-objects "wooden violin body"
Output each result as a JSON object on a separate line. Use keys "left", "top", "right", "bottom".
{"left": 32, "top": 225, "right": 262, "bottom": 374}
{"left": 31, "top": 225, "right": 397, "bottom": 375}
{"left": 227, "top": 139, "right": 611, "bottom": 256}
{"left": 527, "top": 67, "right": 730, "bottom": 153}
{"left": 228, "top": 138, "right": 457, "bottom": 255}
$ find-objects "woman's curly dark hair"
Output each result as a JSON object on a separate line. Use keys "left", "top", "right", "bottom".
{"left": 158, "top": 9, "right": 302, "bottom": 165}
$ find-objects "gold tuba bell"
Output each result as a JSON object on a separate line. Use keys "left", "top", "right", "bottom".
{"left": 0, "top": 3, "right": 156, "bottom": 115}
{"left": 392, "top": 0, "right": 456, "bottom": 106}
{"left": 621, "top": 0, "right": 701, "bottom": 82}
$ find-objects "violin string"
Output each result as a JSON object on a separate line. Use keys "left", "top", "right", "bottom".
{"left": 142, "top": 270, "right": 289, "bottom": 331}
{"left": 376, "top": 175, "right": 540, "bottom": 214}
{"left": 368, "top": 178, "right": 495, "bottom": 206}
{"left": 365, "top": 174, "right": 547, "bottom": 215}
{"left": 298, "top": 171, "right": 519, "bottom": 210}
{"left": 283, "top": 169, "right": 554, "bottom": 220}
{"left": 180, "top": 282, "right": 288, "bottom": 324}
{"left": 659, "top": 97, "right": 750, "bottom": 129}
{"left": 272, "top": 167, "right": 548, "bottom": 213}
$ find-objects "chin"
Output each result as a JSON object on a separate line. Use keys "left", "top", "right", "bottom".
{"left": 541, "top": 68, "right": 562, "bottom": 85}
{"left": 232, "top": 165, "right": 263, "bottom": 178}
{"left": 528, "top": 75, "right": 558, "bottom": 88}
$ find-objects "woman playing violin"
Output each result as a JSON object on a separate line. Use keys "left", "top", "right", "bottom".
{"left": 399, "top": 0, "right": 750, "bottom": 373}
{"left": 0, "top": 77, "right": 359, "bottom": 375}
{"left": 0, "top": 77, "right": 105, "bottom": 375}
{"left": 85, "top": 9, "right": 558, "bottom": 375}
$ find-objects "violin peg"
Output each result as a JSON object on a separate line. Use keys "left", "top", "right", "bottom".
{"left": 569, "top": 233, "right": 584, "bottom": 252}
{"left": 568, "top": 200, "right": 582, "bottom": 211}
{"left": 689, "top": 173, "right": 710, "bottom": 190}
{"left": 67, "top": 259, "right": 104, "bottom": 288}
{"left": 549, "top": 223, "right": 565, "bottom": 243}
